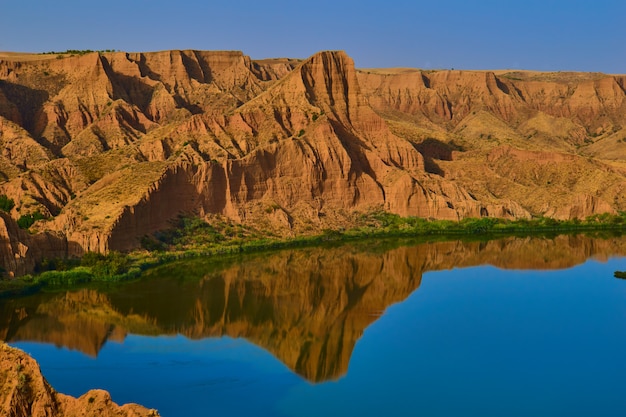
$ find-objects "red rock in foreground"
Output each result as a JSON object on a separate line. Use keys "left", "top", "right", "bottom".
{"left": 0, "top": 342, "right": 158, "bottom": 417}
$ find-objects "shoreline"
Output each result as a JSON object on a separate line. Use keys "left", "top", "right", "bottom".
{"left": 2, "top": 213, "right": 626, "bottom": 298}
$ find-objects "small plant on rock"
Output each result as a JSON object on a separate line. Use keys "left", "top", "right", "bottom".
{"left": 0, "top": 195, "right": 15, "bottom": 212}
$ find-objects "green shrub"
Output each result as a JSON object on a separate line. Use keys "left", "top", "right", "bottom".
{"left": 17, "top": 371, "right": 28, "bottom": 394}
{"left": 141, "top": 235, "right": 167, "bottom": 251}
{"left": 17, "top": 211, "right": 45, "bottom": 229}
{"left": 0, "top": 195, "right": 15, "bottom": 212}
{"left": 461, "top": 217, "right": 498, "bottom": 233}
{"left": 80, "top": 251, "right": 104, "bottom": 267}
{"left": 81, "top": 251, "right": 131, "bottom": 277}
{"left": 35, "top": 257, "right": 80, "bottom": 273}
{"left": 34, "top": 268, "right": 93, "bottom": 286}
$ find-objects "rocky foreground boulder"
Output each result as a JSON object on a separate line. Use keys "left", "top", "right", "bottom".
{"left": 0, "top": 342, "right": 158, "bottom": 417}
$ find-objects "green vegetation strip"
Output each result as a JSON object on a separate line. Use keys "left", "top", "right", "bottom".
{"left": 2, "top": 211, "right": 626, "bottom": 297}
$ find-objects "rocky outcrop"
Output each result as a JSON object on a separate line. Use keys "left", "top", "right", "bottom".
{"left": 13, "top": 51, "right": 511, "bottom": 253}
{"left": 357, "top": 69, "right": 626, "bottom": 135}
{"left": 99, "top": 51, "right": 526, "bottom": 250}
{"left": 0, "top": 212, "right": 67, "bottom": 277}
{"left": 0, "top": 213, "right": 31, "bottom": 276}
{"left": 0, "top": 343, "right": 158, "bottom": 417}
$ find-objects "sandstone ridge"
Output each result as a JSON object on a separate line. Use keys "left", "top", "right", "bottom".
{"left": 1, "top": 50, "right": 625, "bottom": 273}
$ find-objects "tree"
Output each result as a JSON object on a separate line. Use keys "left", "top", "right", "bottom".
{"left": 16, "top": 211, "right": 45, "bottom": 229}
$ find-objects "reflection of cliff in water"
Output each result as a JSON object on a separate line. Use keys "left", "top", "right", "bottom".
{"left": 1, "top": 234, "right": 626, "bottom": 382}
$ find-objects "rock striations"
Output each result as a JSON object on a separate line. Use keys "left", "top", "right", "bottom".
{"left": 1, "top": 50, "right": 626, "bottom": 273}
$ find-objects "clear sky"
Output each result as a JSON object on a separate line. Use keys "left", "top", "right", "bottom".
{"left": 1, "top": 0, "right": 624, "bottom": 73}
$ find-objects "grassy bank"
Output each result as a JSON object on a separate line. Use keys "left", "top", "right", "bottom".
{"left": 2, "top": 212, "right": 626, "bottom": 297}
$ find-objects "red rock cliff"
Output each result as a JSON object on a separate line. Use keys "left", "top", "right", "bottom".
{"left": 1, "top": 50, "right": 625, "bottom": 270}
{"left": 0, "top": 343, "right": 159, "bottom": 417}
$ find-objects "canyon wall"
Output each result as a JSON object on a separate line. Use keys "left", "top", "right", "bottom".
{"left": 1, "top": 49, "right": 625, "bottom": 271}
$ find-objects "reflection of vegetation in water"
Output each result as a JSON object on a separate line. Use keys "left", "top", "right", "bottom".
{"left": 3, "top": 211, "right": 626, "bottom": 298}
{"left": 615, "top": 271, "right": 626, "bottom": 279}
{"left": 3, "top": 235, "right": 626, "bottom": 382}
{"left": 2, "top": 242, "right": 428, "bottom": 381}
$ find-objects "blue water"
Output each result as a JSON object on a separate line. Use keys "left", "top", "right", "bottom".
{"left": 11, "top": 257, "right": 626, "bottom": 416}
{"left": 17, "top": 336, "right": 300, "bottom": 416}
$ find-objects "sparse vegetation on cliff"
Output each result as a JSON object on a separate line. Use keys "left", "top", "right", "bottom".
{"left": 16, "top": 211, "right": 45, "bottom": 229}
{"left": 0, "top": 195, "right": 14, "bottom": 212}
{"left": 40, "top": 49, "right": 118, "bottom": 56}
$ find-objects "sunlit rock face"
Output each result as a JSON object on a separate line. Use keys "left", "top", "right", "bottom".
{"left": 0, "top": 342, "right": 159, "bottom": 417}
{"left": 3, "top": 50, "right": 626, "bottom": 275}
{"left": 2, "top": 235, "right": 625, "bottom": 382}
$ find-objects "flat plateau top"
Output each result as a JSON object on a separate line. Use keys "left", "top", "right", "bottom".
{"left": 357, "top": 67, "right": 617, "bottom": 82}
{"left": 0, "top": 51, "right": 60, "bottom": 61}
{"left": 1, "top": 51, "right": 621, "bottom": 81}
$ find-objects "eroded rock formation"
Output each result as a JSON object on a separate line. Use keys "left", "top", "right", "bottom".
{"left": 0, "top": 212, "right": 66, "bottom": 277}
{"left": 1, "top": 50, "right": 626, "bottom": 274}
{"left": 0, "top": 343, "right": 158, "bottom": 417}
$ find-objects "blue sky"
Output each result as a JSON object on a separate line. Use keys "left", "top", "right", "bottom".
{"left": 1, "top": 0, "right": 624, "bottom": 72}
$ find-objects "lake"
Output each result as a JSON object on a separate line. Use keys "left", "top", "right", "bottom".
{"left": 2, "top": 234, "right": 626, "bottom": 416}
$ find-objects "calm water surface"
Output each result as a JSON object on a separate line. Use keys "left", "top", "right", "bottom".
{"left": 3, "top": 235, "right": 626, "bottom": 416}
